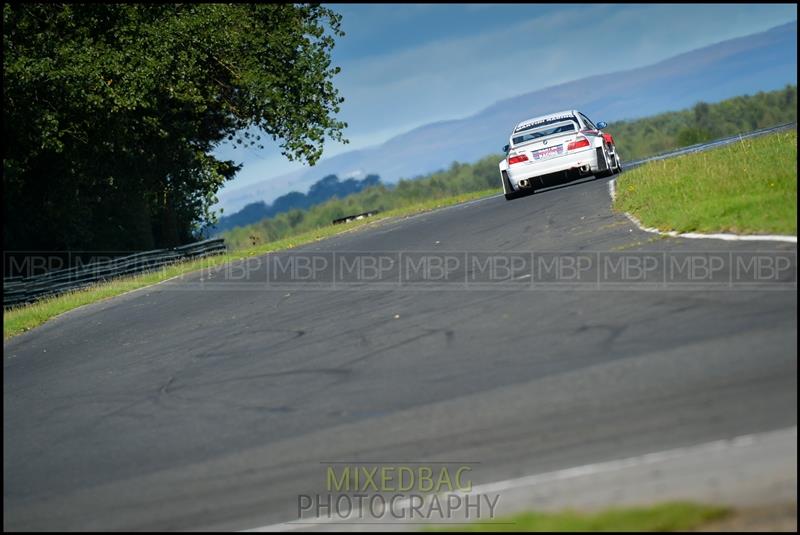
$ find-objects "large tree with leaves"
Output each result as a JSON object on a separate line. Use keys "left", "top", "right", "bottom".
{"left": 3, "top": 3, "right": 347, "bottom": 251}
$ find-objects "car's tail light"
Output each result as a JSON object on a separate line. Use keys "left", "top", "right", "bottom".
{"left": 508, "top": 154, "right": 528, "bottom": 165}
{"left": 567, "top": 137, "right": 590, "bottom": 151}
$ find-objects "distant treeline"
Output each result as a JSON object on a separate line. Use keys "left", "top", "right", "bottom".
{"left": 209, "top": 174, "right": 380, "bottom": 234}
{"left": 611, "top": 85, "right": 796, "bottom": 161}
{"left": 222, "top": 156, "right": 504, "bottom": 249}
{"left": 222, "top": 85, "right": 797, "bottom": 250}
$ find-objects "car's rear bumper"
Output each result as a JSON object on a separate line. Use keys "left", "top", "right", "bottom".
{"left": 506, "top": 147, "right": 599, "bottom": 188}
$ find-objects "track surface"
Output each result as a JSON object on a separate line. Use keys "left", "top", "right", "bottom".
{"left": 4, "top": 170, "right": 797, "bottom": 530}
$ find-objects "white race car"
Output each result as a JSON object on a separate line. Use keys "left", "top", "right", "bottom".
{"left": 499, "top": 110, "right": 622, "bottom": 200}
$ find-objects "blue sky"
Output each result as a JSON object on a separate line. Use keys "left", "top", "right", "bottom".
{"left": 213, "top": 3, "right": 797, "bottom": 199}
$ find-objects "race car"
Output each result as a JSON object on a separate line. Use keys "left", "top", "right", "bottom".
{"left": 499, "top": 110, "right": 622, "bottom": 200}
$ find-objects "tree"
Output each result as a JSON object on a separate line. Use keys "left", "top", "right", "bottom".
{"left": 676, "top": 127, "right": 711, "bottom": 147}
{"left": 693, "top": 101, "right": 713, "bottom": 135}
{"left": 3, "top": 4, "right": 347, "bottom": 251}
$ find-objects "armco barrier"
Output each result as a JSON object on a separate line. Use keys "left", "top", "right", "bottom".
{"left": 3, "top": 238, "right": 226, "bottom": 308}
{"left": 621, "top": 122, "right": 796, "bottom": 171}
{"left": 332, "top": 210, "right": 380, "bottom": 225}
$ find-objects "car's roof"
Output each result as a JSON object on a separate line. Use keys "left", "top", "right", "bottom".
{"left": 513, "top": 110, "right": 580, "bottom": 133}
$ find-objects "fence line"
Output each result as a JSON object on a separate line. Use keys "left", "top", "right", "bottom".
{"left": 3, "top": 238, "right": 227, "bottom": 308}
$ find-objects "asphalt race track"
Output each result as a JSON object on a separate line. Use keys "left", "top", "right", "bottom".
{"left": 4, "top": 167, "right": 797, "bottom": 530}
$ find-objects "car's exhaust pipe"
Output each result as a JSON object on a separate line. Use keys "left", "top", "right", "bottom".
{"left": 519, "top": 179, "right": 531, "bottom": 188}
{"left": 580, "top": 165, "right": 590, "bottom": 173}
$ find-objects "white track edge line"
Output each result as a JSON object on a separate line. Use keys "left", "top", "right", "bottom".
{"left": 608, "top": 178, "right": 797, "bottom": 243}
{"left": 242, "top": 426, "right": 797, "bottom": 532}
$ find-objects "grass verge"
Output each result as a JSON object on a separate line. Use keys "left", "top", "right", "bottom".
{"left": 614, "top": 130, "right": 797, "bottom": 235}
{"left": 3, "top": 188, "right": 498, "bottom": 340}
{"left": 427, "top": 501, "right": 730, "bottom": 532}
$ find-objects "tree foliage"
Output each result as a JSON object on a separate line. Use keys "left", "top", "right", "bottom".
{"left": 3, "top": 3, "right": 347, "bottom": 251}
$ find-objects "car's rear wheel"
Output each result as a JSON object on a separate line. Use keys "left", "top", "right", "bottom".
{"left": 612, "top": 146, "right": 623, "bottom": 174}
{"left": 502, "top": 170, "right": 526, "bottom": 200}
{"left": 595, "top": 145, "right": 614, "bottom": 178}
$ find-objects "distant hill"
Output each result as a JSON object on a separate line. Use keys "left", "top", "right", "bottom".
{"left": 208, "top": 173, "right": 380, "bottom": 234}
{"left": 217, "top": 21, "right": 797, "bottom": 213}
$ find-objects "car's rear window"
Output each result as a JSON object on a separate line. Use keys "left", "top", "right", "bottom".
{"left": 512, "top": 120, "right": 577, "bottom": 146}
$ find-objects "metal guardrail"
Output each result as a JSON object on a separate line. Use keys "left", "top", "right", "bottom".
{"left": 622, "top": 122, "right": 797, "bottom": 171}
{"left": 3, "top": 238, "right": 227, "bottom": 308}
{"left": 332, "top": 210, "right": 380, "bottom": 225}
